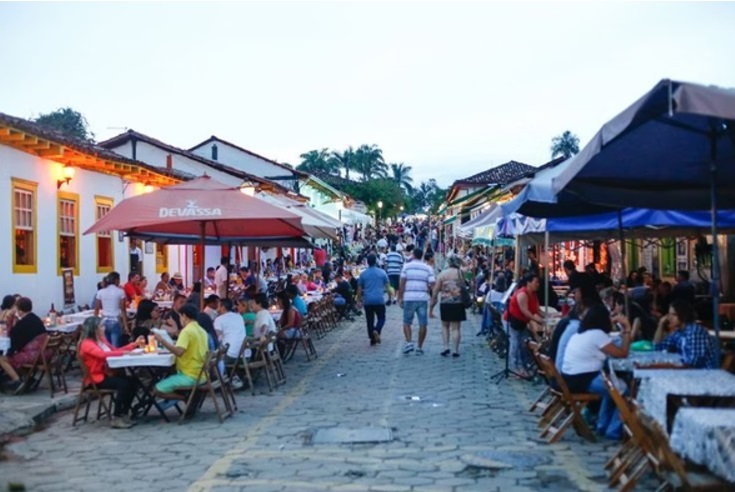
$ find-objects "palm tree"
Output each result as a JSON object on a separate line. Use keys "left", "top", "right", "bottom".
{"left": 329, "top": 147, "right": 356, "bottom": 180}
{"left": 390, "top": 162, "right": 414, "bottom": 193}
{"left": 550, "top": 130, "right": 580, "bottom": 159}
{"left": 297, "top": 148, "right": 337, "bottom": 175}
{"left": 355, "top": 144, "right": 387, "bottom": 181}
{"left": 412, "top": 181, "right": 434, "bottom": 212}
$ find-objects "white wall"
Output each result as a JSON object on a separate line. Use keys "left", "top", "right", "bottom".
{"left": 191, "top": 141, "right": 298, "bottom": 190}
{"left": 0, "top": 144, "right": 157, "bottom": 314}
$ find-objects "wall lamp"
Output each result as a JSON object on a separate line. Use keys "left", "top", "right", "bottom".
{"left": 143, "top": 182, "right": 154, "bottom": 193}
{"left": 57, "top": 164, "right": 75, "bottom": 189}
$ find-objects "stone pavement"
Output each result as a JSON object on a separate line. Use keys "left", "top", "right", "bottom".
{"left": 0, "top": 306, "right": 654, "bottom": 491}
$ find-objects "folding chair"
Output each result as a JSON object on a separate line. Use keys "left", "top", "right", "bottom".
{"left": 536, "top": 353, "right": 600, "bottom": 443}
{"left": 17, "top": 333, "right": 50, "bottom": 395}
{"left": 602, "top": 371, "right": 654, "bottom": 491}
{"left": 635, "top": 409, "right": 731, "bottom": 491}
{"left": 40, "top": 333, "right": 68, "bottom": 397}
{"left": 525, "top": 339, "right": 558, "bottom": 415}
{"left": 177, "top": 349, "right": 231, "bottom": 424}
{"left": 267, "top": 336, "right": 287, "bottom": 386}
{"left": 72, "top": 356, "right": 115, "bottom": 426}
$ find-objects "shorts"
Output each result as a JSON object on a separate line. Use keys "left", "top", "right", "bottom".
{"left": 389, "top": 275, "right": 400, "bottom": 291}
{"left": 440, "top": 303, "right": 467, "bottom": 322}
{"left": 403, "top": 301, "right": 428, "bottom": 327}
{"left": 155, "top": 373, "right": 198, "bottom": 393}
{"left": 282, "top": 327, "right": 300, "bottom": 339}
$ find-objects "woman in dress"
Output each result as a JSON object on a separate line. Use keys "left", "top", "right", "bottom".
{"left": 430, "top": 255, "right": 466, "bottom": 358}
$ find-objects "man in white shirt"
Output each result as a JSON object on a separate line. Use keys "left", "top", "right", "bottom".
{"left": 94, "top": 271, "right": 128, "bottom": 347}
{"left": 214, "top": 299, "right": 246, "bottom": 363}
{"left": 398, "top": 248, "right": 435, "bottom": 355}
{"left": 215, "top": 256, "right": 229, "bottom": 300}
{"left": 249, "top": 293, "right": 277, "bottom": 339}
{"left": 376, "top": 236, "right": 388, "bottom": 250}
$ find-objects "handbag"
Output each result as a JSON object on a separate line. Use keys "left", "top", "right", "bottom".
{"left": 457, "top": 269, "right": 473, "bottom": 309}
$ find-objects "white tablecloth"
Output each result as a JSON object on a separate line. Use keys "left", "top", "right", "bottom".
{"left": 610, "top": 351, "right": 683, "bottom": 372}
{"left": 65, "top": 310, "right": 95, "bottom": 323}
{"left": 637, "top": 370, "right": 735, "bottom": 429}
{"left": 670, "top": 408, "right": 735, "bottom": 483}
{"left": 46, "top": 321, "right": 82, "bottom": 334}
{"left": 633, "top": 368, "right": 715, "bottom": 379}
{"left": 0, "top": 336, "right": 10, "bottom": 354}
{"left": 107, "top": 352, "right": 175, "bottom": 369}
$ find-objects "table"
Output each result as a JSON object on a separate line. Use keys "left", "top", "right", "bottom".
{"left": 670, "top": 408, "right": 735, "bottom": 483}
{"left": 107, "top": 352, "right": 177, "bottom": 421}
{"left": 46, "top": 321, "right": 82, "bottom": 334}
{"left": 609, "top": 351, "right": 684, "bottom": 372}
{"left": 709, "top": 329, "right": 735, "bottom": 340}
{"left": 637, "top": 370, "right": 735, "bottom": 431}
{"left": 0, "top": 336, "right": 10, "bottom": 355}
{"left": 633, "top": 368, "right": 715, "bottom": 380}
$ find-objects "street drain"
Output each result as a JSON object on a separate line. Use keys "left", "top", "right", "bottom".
{"left": 312, "top": 427, "right": 393, "bottom": 444}
{"left": 463, "top": 450, "right": 552, "bottom": 469}
{"left": 456, "top": 465, "right": 498, "bottom": 479}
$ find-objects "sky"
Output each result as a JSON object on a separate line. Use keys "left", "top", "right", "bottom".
{"left": 1, "top": 1, "right": 734, "bottom": 187}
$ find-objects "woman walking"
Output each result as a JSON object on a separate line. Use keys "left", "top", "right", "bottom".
{"left": 430, "top": 255, "right": 466, "bottom": 357}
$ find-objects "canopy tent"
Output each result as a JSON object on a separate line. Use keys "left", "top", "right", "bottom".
{"left": 458, "top": 203, "right": 503, "bottom": 238}
{"left": 315, "top": 202, "right": 373, "bottom": 225}
{"left": 498, "top": 208, "right": 735, "bottom": 242}
{"left": 257, "top": 192, "right": 339, "bottom": 240}
{"left": 501, "top": 79, "right": 735, "bottom": 360}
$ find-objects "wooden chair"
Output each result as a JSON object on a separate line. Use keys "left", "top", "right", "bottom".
{"left": 601, "top": 371, "right": 654, "bottom": 491}
{"left": 525, "top": 339, "right": 558, "bottom": 415}
{"left": 72, "top": 356, "right": 115, "bottom": 426}
{"left": 635, "top": 408, "right": 731, "bottom": 491}
{"left": 536, "top": 354, "right": 600, "bottom": 443}
{"left": 283, "top": 323, "right": 318, "bottom": 363}
{"left": 177, "top": 348, "right": 232, "bottom": 424}
{"left": 17, "top": 333, "right": 50, "bottom": 395}
{"left": 267, "top": 336, "right": 287, "bottom": 386}
{"left": 40, "top": 333, "right": 68, "bottom": 397}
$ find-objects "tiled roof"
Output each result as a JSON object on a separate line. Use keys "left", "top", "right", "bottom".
{"left": 188, "top": 135, "right": 308, "bottom": 178}
{"left": 99, "top": 130, "right": 291, "bottom": 193}
{"left": 311, "top": 172, "right": 358, "bottom": 192}
{"left": 0, "top": 111, "right": 186, "bottom": 184}
{"left": 453, "top": 160, "right": 537, "bottom": 187}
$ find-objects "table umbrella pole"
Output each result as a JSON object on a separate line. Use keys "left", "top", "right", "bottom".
{"left": 710, "top": 137, "right": 722, "bottom": 365}
{"left": 544, "top": 230, "right": 550, "bottom": 313}
{"left": 200, "top": 220, "right": 206, "bottom": 309}
{"left": 617, "top": 210, "right": 630, "bottom": 319}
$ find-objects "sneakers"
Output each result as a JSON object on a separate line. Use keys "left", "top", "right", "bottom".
{"left": 231, "top": 376, "right": 245, "bottom": 390}
{"left": 111, "top": 417, "right": 133, "bottom": 429}
{"left": 371, "top": 330, "right": 381, "bottom": 345}
{"left": 440, "top": 349, "right": 450, "bottom": 357}
{"left": 122, "top": 415, "right": 137, "bottom": 427}
{"left": 402, "top": 342, "right": 415, "bottom": 354}
{"left": 415, "top": 348, "right": 424, "bottom": 356}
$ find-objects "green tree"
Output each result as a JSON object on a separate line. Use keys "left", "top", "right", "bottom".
{"left": 550, "top": 130, "right": 580, "bottom": 159}
{"left": 33, "top": 107, "right": 95, "bottom": 141}
{"left": 354, "top": 144, "right": 387, "bottom": 181}
{"left": 344, "top": 178, "right": 405, "bottom": 218}
{"left": 410, "top": 179, "right": 446, "bottom": 213}
{"left": 330, "top": 147, "right": 356, "bottom": 180}
{"left": 297, "top": 148, "right": 337, "bottom": 175}
{"left": 390, "top": 162, "right": 414, "bottom": 193}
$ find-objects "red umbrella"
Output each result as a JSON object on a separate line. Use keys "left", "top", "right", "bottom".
{"left": 85, "top": 176, "right": 304, "bottom": 239}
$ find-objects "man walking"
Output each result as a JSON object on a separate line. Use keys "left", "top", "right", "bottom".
{"left": 398, "top": 248, "right": 435, "bottom": 355}
{"left": 357, "top": 254, "right": 390, "bottom": 346}
{"left": 385, "top": 244, "right": 404, "bottom": 305}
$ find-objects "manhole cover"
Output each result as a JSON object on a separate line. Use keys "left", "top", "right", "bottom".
{"left": 464, "top": 451, "right": 552, "bottom": 469}
{"left": 312, "top": 427, "right": 393, "bottom": 444}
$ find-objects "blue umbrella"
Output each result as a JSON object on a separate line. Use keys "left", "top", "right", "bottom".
{"left": 504, "top": 79, "right": 735, "bottom": 361}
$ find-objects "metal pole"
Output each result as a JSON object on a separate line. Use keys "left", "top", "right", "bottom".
{"left": 710, "top": 134, "right": 722, "bottom": 365}
{"left": 617, "top": 210, "right": 630, "bottom": 318}
{"left": 200, "top": 221, "right": 206, "bottom": 309}
{"left": 544, "top": 230, "right": 550, "bottom": 313}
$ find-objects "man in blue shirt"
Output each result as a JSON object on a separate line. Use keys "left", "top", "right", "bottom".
{"left": 654, "top": 299, "right": 716, "bottom": 369}
{"left": 286, "top": 285, "right": 308, "bottom": 317}
{"left": 358, "top": 253, "right": 390, "bottom": 346}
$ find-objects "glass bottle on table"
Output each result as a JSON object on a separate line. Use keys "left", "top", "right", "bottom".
{"left": 48, "top": 303, "right": 57, "bottom": 327}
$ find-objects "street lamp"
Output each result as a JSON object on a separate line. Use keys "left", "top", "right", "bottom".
{"left": 377, "top": 200, "right": 383, "bottom": 225}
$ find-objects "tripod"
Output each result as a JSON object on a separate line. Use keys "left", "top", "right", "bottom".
{"left": 491, "top": 325, "right": 532, "bottom": 384}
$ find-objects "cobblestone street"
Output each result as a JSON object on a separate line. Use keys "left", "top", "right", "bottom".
{"left": 1, "top": 307, "right": 626, "bottom": 492}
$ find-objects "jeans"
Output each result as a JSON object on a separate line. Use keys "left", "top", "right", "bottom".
{"left": 509, "top": 325, "right": 532, "bottom": 371}
{"left": 97, "top": 376, "right": 136, "bottom": 417}
{"left": 588, "top": 373, "right": 626, "bottom": 439}
{"left": 103, "top": 318, "right": 123, "bottom": 348}
{"left": 403, "top": 301, "right": 428, "bottom": 326}
{"left": 364, "top": 304, "right": 386, "bottom": 339}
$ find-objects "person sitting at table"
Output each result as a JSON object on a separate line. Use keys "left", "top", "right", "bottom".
{"left": 237, "top": 298, "right": 256, "bottom": 337}
{"left": 153, "top": 303, "right": 209, "bottom": 401}
{"left": 239, "top": 267, "right": 256, "bottom": 289}
{"left": 332, "top": 272, "right": 355, "bottom": 322}
{"left": 653, "top": 299, "right": 716, "bottom": 369}
{"left": 249, "top": 293, "right": 278, "bottom": 340}
{"left": 169, "top": 272, "right": 186, "bottom": 293}
{"left": 138, "top": 276, "right": 150, "bottom": 299}
{"left": 276, "top": 291, "right": 302, "bottom": 349}
{"left": 185, "top": 282, "right": 204, "bottom": 310}
{"left": 78, "top": 316, "right": 144, "bottom": 429}
{"left": 286, "top": 285, "right": 308, "bottom": 317}
{"left": 548, "top": 284, "right": 600, "bottom": 369}
{"left": 203, "top": 267, "right": 216, "bottom": 290}
{"left": 155, "top": 272, "right": 173, "bottom": 295}
{"left": 164, "top": 294, "right": 187, "bottom": 337}
{"left": 0, "top": 297, "right": 47, "bottom": 394}
{"left": 0, "top": 294, "right": 17, "bottom": 331}
{"left": 561, "top": 304, "right": 632, "bottom": 440}
{"left": 607, "top": 291, "right": 656, "bottom": 342}
{"left": 214, "top": 299, "right": 246, "bottom": 365}
{"left": 123, "top": 272, "right": 143, "bottom": 303}
{"left": 203, "top": 294, "right": 220, "bottom": 321}
{"left": 132, "top": 300, "right": 162, "bottom": 340}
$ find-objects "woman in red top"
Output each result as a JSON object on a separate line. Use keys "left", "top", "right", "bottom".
{"left": 78, "top": 316, "right": 144, "bottom": 429}
{"left": 506, "top": 273, "right": 544, "bottom": 378}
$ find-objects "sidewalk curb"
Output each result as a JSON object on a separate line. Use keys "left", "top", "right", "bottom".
{"left": 0, "top": 394, "right": 77, "bottom": 444}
